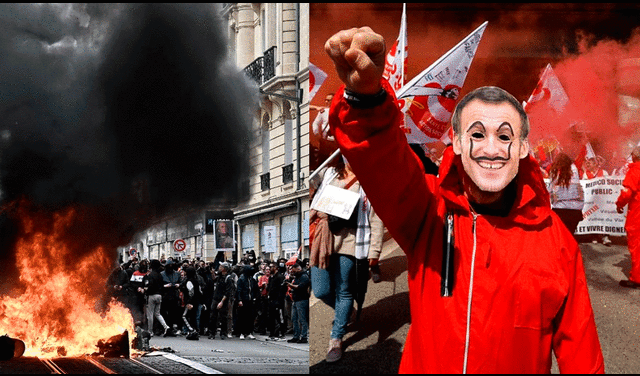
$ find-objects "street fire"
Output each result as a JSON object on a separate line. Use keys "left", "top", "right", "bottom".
{"left": 0, "top": 200, "right": 135, "bottom": 358}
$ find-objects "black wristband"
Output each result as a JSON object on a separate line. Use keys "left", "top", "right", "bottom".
{"left": 343, "top": 87, "right": 388, "bottom": 109}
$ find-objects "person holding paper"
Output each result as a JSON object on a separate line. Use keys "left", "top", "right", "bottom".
{"left": 324, "top": 26, "right": 603, "bottom": 373}
{"left": 309, "top": 155, "right": 385, "bottom": 363}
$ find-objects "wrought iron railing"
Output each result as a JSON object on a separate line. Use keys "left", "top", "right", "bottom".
{"left": 244, "top": 46, "right": 276, "bottom": 85}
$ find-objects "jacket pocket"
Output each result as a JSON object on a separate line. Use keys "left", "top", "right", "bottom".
{"left": 514, "top": 269, "right": 567, "bottom": 330}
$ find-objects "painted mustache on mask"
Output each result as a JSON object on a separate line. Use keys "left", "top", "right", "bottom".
{"left": 469, "top": 140, "right": 513, "bottom": 162}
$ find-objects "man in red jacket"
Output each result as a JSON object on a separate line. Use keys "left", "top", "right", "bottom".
{"left": 324, "top": 27, "right": 604, "bottom": 373}
{"left": 617, "top": 146, "right": 640, "bottom": 288}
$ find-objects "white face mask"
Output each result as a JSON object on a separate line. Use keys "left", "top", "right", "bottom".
{"left": 453, "top": 100, "right": 529, "bottom": 199}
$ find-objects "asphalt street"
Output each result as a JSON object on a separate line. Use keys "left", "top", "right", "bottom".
{"left": 310, "top": 234, "right": 640, "bottom": 374}
{"left": 146, "top": 332, "right": 309, "bottom": 374}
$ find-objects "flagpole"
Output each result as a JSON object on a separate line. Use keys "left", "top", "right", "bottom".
{"left": 400, "top": 3, "right": 406, "bottom": 89}
{"left": 309, "top": 148, "right": 341, "bottom": 181}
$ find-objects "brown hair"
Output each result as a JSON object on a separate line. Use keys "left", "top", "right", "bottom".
{"left": 549, "top": 153, "right": 574, "bottom": 189}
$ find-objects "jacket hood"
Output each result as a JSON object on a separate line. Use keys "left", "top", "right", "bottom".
{"left": 437, "top": 146, "right": 551, "bottom": 225}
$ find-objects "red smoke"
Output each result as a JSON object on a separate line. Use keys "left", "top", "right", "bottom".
{"left": 310, "top": 4, "right": 640, "bottom": 169}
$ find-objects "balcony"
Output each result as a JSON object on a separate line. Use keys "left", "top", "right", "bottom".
{"left": 244, "top": 46, "right": 276, "bottom": 86}
{"left": 260, "top": 172, "right": 270, "bottom": 191}
{"left": 282, "top": 164, "right": 293, "bottom": 184}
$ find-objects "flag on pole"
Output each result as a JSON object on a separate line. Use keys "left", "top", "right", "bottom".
{"left": 309, "top": 62, "right": 328, "bottom": 102}
{"left": 574, "top": 141, "right": 596, "bottom": 176}
{"left": 395, "top": 21, "right": 488, "bottom": 143}
{"left": 523, "top": 63, "right": 569, "bottom": 114}
{"left": 383, "top": 3, "right": 407, "bottom": 93}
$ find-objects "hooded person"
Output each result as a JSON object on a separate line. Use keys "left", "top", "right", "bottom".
{"left": 235, "top": 265, "right": 258, "bottom": 339}
{"left": 323, "top": 27, "right": 604, "bottom": 373}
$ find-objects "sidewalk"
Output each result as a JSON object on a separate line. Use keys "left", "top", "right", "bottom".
{"left": 310, "top": 235, "right": 407, "bottom": 374}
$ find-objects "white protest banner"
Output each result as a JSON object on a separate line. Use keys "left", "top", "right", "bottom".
{"left": 310, "top": 184, "right": 360, "bottom": 220}
{"left": 576, "top": 177, "right": 627, "bottom": 236}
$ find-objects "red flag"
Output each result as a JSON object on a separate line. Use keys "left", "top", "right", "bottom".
{"left": 309, "top": 62, "right": 327, "bottom": 102}
{"left": 524, "top": 64, "right": 569, "bottom": 114}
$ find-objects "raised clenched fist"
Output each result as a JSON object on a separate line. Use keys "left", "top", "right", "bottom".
{"left": 324, "top": 27, "right": 386, "bottom": 95}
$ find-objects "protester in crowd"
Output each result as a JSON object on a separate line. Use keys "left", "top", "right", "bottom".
{"left": 283, "top": 259, "right": 296, "bottom": 335}
{"left": 323, "top": 26, "right": 604, "bottom": 373}
{"left": 581, "top": 155, "right": 609, "bottom": 179}
{"left": 126, "top": 259, "right": 149, "bottom": 328}
{"left": 547, "top": 153, "right": 585, "bottom": 236}
{"left": 180, "top": 267, "right": 203, "bottom": 340}
{"left": 142, "top": 259, "right": 172, "bottom": 337}
{"left": 267, "top": 261, "right": 287, "bottom": 340}
{"left": 255, "top": 263, "right": 270, "bottom": 335}
{"left": 311, "top": 94, "right": 335, "bottom": 142}
{"left": 310, "top": 154, "right": 385, "bottom": 362}
{"left": 208, "top": 263, "right": 233, "bottom": 340}
{"left": 286, "top": 261, "right": 310, "bottom": 344}
{"left": 617, "top": 146, "right": 640, "bottom": 289}
{"left": 199, "top": 265, "right": 216, "bottom": 335}
{"left": 160, "top": 259, "right": 182, "bottom": 334}
{"left": 105, "top": 263, "right": 130, "bottom": 307}
{"left": 236, "top": 265, "right": 258, "bottom": 340}
{"left": 228, "top": 264, "right": 240, "bottom": 338}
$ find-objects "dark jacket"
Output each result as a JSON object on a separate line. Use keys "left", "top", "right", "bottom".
{"left": 180, "top": 270, "right": 202, "bottom": 307}
{"left": 267, "top": 271, "right": 286, "bottom": 307}
{"left": 290, "top": 272, "right": 310, "bottom": 302}
{"left": 144, "top": 269, "right": 165, "bottom": 296}
{"left": 236, "top": 266, "right": 259, "bottom": 303}
{"left": 161, "top": 268, "right": 181, "bottom": 300}
{"left": 213, "top": 273, "right": 234, "bottom": 303}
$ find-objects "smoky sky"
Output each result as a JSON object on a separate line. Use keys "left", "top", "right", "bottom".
{"left": 0, "top": 4, "right": 255, "bottom": 272}
{"left": 311, "top": 3, "right": 640, "bottom": 166}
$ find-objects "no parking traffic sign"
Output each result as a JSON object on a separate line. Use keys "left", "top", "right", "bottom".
{"left": 173, "top": 238, "right": 187, "bottom": 253}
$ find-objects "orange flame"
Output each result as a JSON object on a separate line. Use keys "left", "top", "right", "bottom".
{"left": 0, "top": 200, "right": 135, "bottom": 358}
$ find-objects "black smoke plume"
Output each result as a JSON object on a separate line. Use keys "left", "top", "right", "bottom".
{"left": 0, "top": 4, "right": 255, "bottom": 277}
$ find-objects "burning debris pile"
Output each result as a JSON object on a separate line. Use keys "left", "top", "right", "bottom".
{"left": 0, "top": 3, "right": 255, "bottom": 357}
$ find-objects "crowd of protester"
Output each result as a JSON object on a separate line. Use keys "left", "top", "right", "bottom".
{"left": 104, "top": 252, "right": 311, "bottom": 344}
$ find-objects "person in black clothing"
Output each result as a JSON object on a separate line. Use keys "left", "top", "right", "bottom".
{"left": 267, "top": 261, "right": 286, "bottom": 340}
{"left": 143, "top": 259, "right": 172, "bottom": 336}
{"left": 236, "top": 265, "right": 258, "bottom": 339}
{"left": 287, "top": 262, "right": 310, "bottom": 343}
{"left": 208, "top": 263, "right": 234, "bottom": 339}
{"left": 180, "top": 267, "right": 202, "bottom": 339}
{"left": 105, "top": 263, "right": 130, "bottom": 304}
{"left": 161, "top": 260, "right": 182, "bottom": 333}
{"left": 125, "top": 259, "right": 148, "bottom": 327}
{"left": 199, "top": 265, "right": 216, "bottom": 335}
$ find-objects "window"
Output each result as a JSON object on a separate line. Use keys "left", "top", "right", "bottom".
{"left": 303, "top": 211, "right": 309, "bottom": 246}
{"left": 280, "top": 214, "right": 298, "bottom": 256}
{"left": 241, "top": 223, "right": 255, "bottom": 251}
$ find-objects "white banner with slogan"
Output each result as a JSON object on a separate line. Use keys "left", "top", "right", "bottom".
{"left": 575, "top": 177, "right": 627, "bottom": 236}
